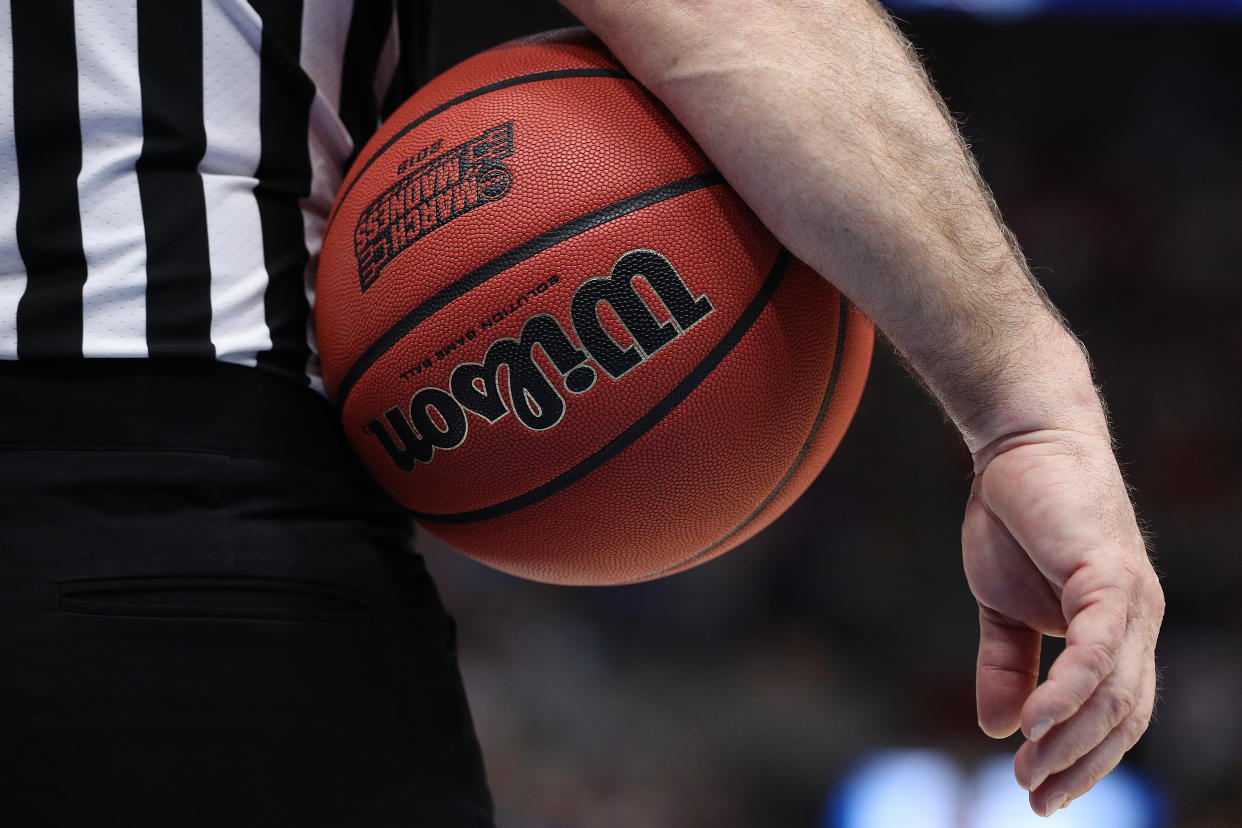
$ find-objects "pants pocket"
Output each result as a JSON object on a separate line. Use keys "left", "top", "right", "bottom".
{"left": 56, "top": 575, "right": 374, "bottom": 624}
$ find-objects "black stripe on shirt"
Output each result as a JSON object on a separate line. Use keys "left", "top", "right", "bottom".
{"left": 250, "top": 0, "right": 314, "bottom": 383}
{"left": 11, "top": 0, "right": 88, "bottom": 358}
{"left": 135, "top": 0, "right": 215, "bottom": 358}
{"left": 339, "top": 0, "right": 394, "bottom": 168}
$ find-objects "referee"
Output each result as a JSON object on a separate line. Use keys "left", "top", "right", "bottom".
{"left": 2, "top": 2, "right": 493, "bottom": 825}
{"left": 2, "top": 0, "right": 1162, "bottom": 824}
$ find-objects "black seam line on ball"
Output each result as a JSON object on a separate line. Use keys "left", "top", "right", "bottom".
{"left": 335, "top": 170, "right": 725, "bottom": 408}
{"left": 410, "top": 246, "right": 791, "bottom": 525}
{"left": 324, "top": 67, "right": 634, "bottom": 239}
{"left": 642, "top": 295, "right": 853, "bottom": 580}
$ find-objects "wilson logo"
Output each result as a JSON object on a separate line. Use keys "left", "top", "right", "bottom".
{"left": 354, "top": 122, "right": 515, "bottom": 292}
{"left": 365, "top": 249, "right": 714, "bottom": 472}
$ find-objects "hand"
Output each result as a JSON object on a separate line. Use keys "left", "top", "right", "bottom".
{"left": 961, "top": 427, "right": 1164, "bottom": 817}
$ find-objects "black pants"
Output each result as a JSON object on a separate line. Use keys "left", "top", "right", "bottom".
{"left": 0, "top": 361, "right": 494, "bottom": 827}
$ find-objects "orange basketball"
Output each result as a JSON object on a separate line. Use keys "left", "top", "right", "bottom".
{"left": 316, "top": 28, "right": 873, "bottom": 586}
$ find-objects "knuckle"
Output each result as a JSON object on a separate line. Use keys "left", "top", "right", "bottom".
{"left": 1079, "top": 640, "right": 1118, "bottom": 684}
{"left": 1102, "top": 687, "right": 1135, "bottom": 726}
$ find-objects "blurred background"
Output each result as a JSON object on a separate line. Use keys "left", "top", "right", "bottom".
{"left": 414, "top": 2, "right": 1242, "bottom": 825}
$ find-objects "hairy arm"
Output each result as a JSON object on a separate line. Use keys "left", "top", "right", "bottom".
{"left": 560, "top": 0, "right": 1163, "bottom": 816}
{"left": 560, "top": 0, "right": 1091, "bottom": 445}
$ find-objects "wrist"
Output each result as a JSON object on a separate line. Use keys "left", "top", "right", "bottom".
{"left": 966, "top": 369, "right": 1109, "bottom": 472}
{"left": 945, "top": 322, "right": 1110, "bottom": 460}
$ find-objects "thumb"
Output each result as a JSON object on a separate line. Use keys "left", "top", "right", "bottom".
{"left": 976, "top": 605, "right": 1042, "bottom": 738}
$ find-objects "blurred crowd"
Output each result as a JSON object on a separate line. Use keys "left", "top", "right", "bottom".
{"left": 417, "top": 9, "right": 1242, "bottom": 827}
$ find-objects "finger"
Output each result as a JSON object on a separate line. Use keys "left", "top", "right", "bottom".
{"left": 1012, "top": 609, "right": 1149, "bottom": 790}
{"left": 1019, "top": 571, "right": 1128, "bottom": 739}
{"left": 976, "top": 605, "right": 1041, "bottom": 738}
{"left": 1025, "top": 658, "right": 1156, "bottom": 817}
{"left": 961, "top": 490, "right": 1066, "bottom": 635}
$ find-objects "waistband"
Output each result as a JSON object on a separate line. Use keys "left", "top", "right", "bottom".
{"left": 0, "top": 358, "right": 363, "bottom": 478}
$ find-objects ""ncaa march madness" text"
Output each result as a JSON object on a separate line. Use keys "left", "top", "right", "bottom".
{"left": 354, "top": 122, "right": 515, "bottom": 292}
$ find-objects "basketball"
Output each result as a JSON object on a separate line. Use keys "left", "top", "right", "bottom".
{"left": 316, "top": 28, "right": 873, "bottom": 586}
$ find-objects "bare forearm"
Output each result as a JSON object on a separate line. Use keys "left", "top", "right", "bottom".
{"left": 560, "top": 0, "right": 1104, "bottom": 450}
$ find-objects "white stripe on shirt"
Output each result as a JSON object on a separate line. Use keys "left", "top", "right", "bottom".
{"left": 0, "top": 0, "right": 25, "bottom": 357}
{"left": 75, "top": 0, "right": 149, "bottom": 357}
{"left": 300, "top": 0, "right": 358, "bottom": 394}
{"left": 201, "top": 0, "right": 270, "bottom": 366}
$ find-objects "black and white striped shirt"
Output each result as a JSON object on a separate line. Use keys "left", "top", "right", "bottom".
{"left": 0, "top": 0, "right": 425, "bottom": 391}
